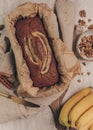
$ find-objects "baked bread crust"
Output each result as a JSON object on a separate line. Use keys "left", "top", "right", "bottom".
{"left": 15, "top": 16, "right": 59, "bottom": 88}
{"left": 5, "top": 2, "right": 81, "bottom": 97}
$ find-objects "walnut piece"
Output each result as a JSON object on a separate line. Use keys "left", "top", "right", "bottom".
{"left": 77, "top": 79, "right": 81, "bottom": 83}
{"left": 82, "top": 62, "right": 86, "bottom": 66}
{"left": 87, "top": 72, "right": 91, "bottom": 75}
{"left": 78, "top": 19, "right": 86, "bottom": 26}
{"left": 79, "top": 10, "right": 86, "bottom": 17}
{"left": 88, "top": 24, "right": 93, "bottom": 30}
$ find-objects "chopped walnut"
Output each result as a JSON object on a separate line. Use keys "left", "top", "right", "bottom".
{"left": 87, "top": 72, "right": 91, "bottom": 75}
{"left": 81, "top": 36, "right": 87, "bottom": 42}
{"left": 82, "top": 62, "right": 86, "bottom": 66}
{"left": 78, "top": 35, "right": 93, "bottom": 58}
{"left": 79, "top": 10, "right": 86, "bottom": 17}
{"left": 88, "top": 24, "right": 93, "bottom": 30}
{"left": 88, "top": 19, "right": 91, "bottom": 22}
{"left": 77, "top": 79, "right": 81, "bottom": 83}
{"left": 78, "top": 19, "right": 86, "bottom": 26}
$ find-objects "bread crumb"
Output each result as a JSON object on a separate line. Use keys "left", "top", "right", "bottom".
{"left": 79, "top": 10, "right": 86, "bottom": 17}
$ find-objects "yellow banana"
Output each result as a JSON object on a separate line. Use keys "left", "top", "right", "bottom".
{"left": 79, "top": 120, "right": 93, "bottom": 130}
{"left": 59, "top": 87, "right": 92, "bottom": 127}
{"left": 76, "top": 106, "right": 93, "bottom": 129}
{"left": 69, "top": 93, "right": 93, "bottom": 128}
{"left": 90, "top": 124, "right": 93, "bottom": 130}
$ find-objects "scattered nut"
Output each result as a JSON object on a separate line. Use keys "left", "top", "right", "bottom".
{"left": 88, "top": 24, "right": 93, "bottom": 30}
{"left": 0, "top": 24, "right": 5, "bottom": 31}
{"left": 87, "top": 72, "right": 91, "bottom": 75}
{"left": 77, "top": 79, "right": 81, "bottom": 83}
{"left": 88, "top": 19, "right": 91, "bottom": 22}
{"left": 82, "top": 62, "right": 86, "bottom": 66}
{"left": 79, "top": 10, "right": 86, "bottom": 17}
{"left": 78, "top": 19, "right": 86, "bottom": 26}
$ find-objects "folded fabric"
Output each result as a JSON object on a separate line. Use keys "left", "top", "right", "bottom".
{"left": 56, "top": 0, "right": 76, "bottom": 50}
{"left": 0, "top": 40, "right": 13, "bottom": 76}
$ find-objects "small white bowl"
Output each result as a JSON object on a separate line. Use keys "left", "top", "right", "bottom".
{"left": 76, "top": 30, "right": 93, "bottom": 61}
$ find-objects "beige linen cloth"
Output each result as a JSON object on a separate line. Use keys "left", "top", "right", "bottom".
{"left": 0, "top": 39, "right": 26, "bottom": 123}
{"left": 56, "top": 0, "right": 76, "bottom": 50}
{"left": 0, "top": 1, "right": 80, "bottom": 123}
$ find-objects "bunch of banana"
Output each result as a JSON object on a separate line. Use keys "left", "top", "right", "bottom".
{"left": 59, "top": 87, "right": 93, "bottom": 130}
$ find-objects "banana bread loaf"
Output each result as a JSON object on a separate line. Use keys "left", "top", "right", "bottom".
{"left": 15, "top": 15, "right": 59, "bottom": 88}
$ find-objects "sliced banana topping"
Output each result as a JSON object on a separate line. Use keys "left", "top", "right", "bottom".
{"left": 24, "top": 31, "right": 51, "bottom": 74}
